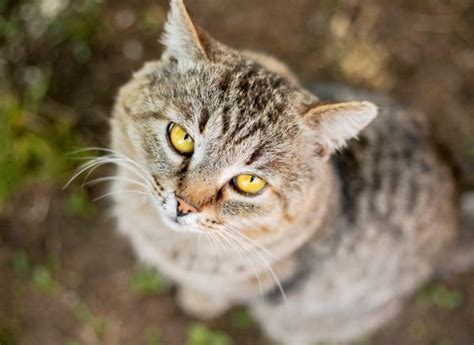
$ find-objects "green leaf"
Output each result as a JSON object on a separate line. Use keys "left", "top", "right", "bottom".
{"left": 12, "top": 251, "right": 30, "bottom": 275}
{"left": 0, "top": 0, "right": 10, "bottom": 12}
{"left": 66, "top": 188, "right": 95, "bottom": 217}
{"left": 0, "top": 84, "right": 91, "bottom": 209}
{"left": 74, "top": 302, "right": 93, "bottom": 324}
{"left": 131, "top": 266, "right": 167, "bottom": 295}
{"left": 432, "top": 285, "right": 463, "bottom": 310}
{"left": 186, "top": 323, "right": 231, "bottom": 345}
{"left": 416, "top": 283, "right": 464, "bottom": 310}
{"left": 231, "top": 309, "right": 255, "bottom": 330}
{"left": 32, "top": 266, "right": 58, "bottom": 295}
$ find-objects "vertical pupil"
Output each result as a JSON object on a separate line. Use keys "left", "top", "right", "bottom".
{"left": 184, "top": 134, "right": 189, "bottom": 140}
{"left": 250, "top": 176, "right": 256, "bottom": 183}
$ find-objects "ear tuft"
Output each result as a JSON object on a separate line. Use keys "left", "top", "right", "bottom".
{"left": 161, "top": 0, "right": 208, "bottom": 63}
{"left": 305, "top": 101, "right": 378, "bottom": 153}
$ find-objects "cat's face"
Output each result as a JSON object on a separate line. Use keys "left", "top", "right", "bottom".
{"left": 112, "top": 0, "right": 377, "bottom": 235}
{"left": 116, "top": 59, "right": 322, "bottom": 234}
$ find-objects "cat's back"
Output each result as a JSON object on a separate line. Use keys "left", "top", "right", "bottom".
{"left": 316, "top": 84, "right": 458, "bottom": 257}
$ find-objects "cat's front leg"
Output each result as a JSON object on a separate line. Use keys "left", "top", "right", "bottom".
{"left": 177, "top": 288, "right": 232, "bottom": 319}
{"left": 176, "top": 255, "right": 300, "bottom": 319}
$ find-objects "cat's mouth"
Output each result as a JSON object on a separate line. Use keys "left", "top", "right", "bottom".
{"left": 151, "top": 198, "right": 203, "bottom": 233}
{"left": 161, "top": 214, "right": 191, "bottom": 232}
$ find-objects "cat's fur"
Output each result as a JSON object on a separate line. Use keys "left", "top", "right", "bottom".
{"left": 110, "top": 1, "right": 458, "bottom": 343}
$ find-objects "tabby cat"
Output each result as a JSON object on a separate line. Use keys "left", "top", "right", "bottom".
{"left": 109, "top": 0, "right": 458, "bottom": 343}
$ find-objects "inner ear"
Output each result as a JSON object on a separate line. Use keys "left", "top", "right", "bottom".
{"left": 304, "top": 101, "right": 378, "bottom": 156}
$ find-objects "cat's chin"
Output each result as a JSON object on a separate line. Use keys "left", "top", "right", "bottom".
{"left": 161, "top": 214, "right": 202, "bottom": 234}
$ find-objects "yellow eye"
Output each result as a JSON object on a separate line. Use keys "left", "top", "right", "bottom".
{"left": 234, "top": 174, "right": 267, "bottom": 195}
{"left": 168, "top": 123, "right": 194, "bottom": 155}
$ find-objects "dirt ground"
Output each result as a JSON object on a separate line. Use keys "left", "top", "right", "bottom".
{"left": 1, "top": 0, "right": 473, "bottom": 344}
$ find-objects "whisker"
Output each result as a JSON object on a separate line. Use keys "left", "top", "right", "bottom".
{"left": 215, "top": 229, "right": 265, "bottom": 298}
{"left": 205, "top": 232, "right": 221, "bottom": 272}
{"left": 87, "top": 156, "right": 153, "bottom": 184}
{"left": 212, "top": 230, "right": 231, "bottom": 261}
{"left": 222, "top": 227, "right": 288, "bottom": 307}
{"left": 83, "top": 176, "right": 148, "bottom": 189}
{"left": 227, "top": 224, "right": 275, "bottom": 260}
{"left": 64, "top": 156, "right": 154, "bottom": 191}
{"left": 93, "top": 189, "right": 150, "bottom": 202}
{"left": 66, "top": 146, "right": 155, "bottom": 184}
{"left": 74, "top": 147, "right": 154, "bottom": 183}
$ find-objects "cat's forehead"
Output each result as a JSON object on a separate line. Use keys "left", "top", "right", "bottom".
{"left": 209, "top": 60, "right": 296, "bottom": 114}
{"left": 148, "top": 58, "right": 305, "bottom": 124}
{"left": 172, "top": 61, "right": 303, "bottom": 143}
{"left": 134, "top": 59, "right": 308, "bottom": 172}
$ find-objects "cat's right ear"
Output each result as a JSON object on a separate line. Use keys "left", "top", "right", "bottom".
{"left": 161, "top": 0, "right": 213, "bottom": 66}
{"left": 303, "top": 101, "right": 378, "bottom": 160}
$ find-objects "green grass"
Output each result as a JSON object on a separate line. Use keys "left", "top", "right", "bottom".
{"left": 146, "top": 327, "right": 162, "bottom": 345}
{"left": 11, "top": 251, "right": 61, "bottom": 296}
{"left": 65, "top": 341, "right": 81, "bottom": 345}
{"left": 0, "top": 0, "right": 105, "bottom": 213}
{"left": 436, "top": 337, "right": 454, "bottom": 345}
{"left": 416, "top": 282, "right": 463, "bottom": 311}
{"left": 0, "top": 325, "right": 16, "bottom": 345}
{"left": 73, "top": 302, "right": 109, "bottom": 342}
{"left": 32, "top": 265, "right": 59, "bottom": 295}
{"left": 0, "top": 17, "right": 19, "bottom": 40}
{"left": 66, "top": 188, "right": 96, "bottom": 218}
{"left": 186, "top": 323, "right": 232, "bottom": 345}
{"left": 12, "top": 250, "right": 30, "bottom": 275}
{"left": 230, "top": 309, "right": 255, "bottom": 330}
{"left": 0, "top": 76, "right": 92, "bottom": 209}
{"left": 10, "top": 251, "right": 112, "bottom": 342}
{"left": 131, "top": 266, "right": 168, "bottom": 295}
{"left": 74, "top": 302, "right": 94, "bottom": 324}
{"left": 11, "top": 251, "right": 60, "bottom": 296}
{"left": 431, "top": 285, "right": 463, "bottom": 310}
{"left": 0, "top": 0, "right": 10, "bottom": 12}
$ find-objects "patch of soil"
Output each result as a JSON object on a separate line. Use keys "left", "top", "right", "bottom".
{"left": 1, "top": 0, "right": 473, "bottom": 344}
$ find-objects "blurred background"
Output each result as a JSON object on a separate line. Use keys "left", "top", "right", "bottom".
{"left": 0, "top": 0, "right": 473, "bottom": 344}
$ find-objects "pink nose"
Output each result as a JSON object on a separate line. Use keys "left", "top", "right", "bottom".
{"left": 176, "top": 196, "right": 199, "bottom": 216}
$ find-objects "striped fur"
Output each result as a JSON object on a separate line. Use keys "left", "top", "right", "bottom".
{"left": 110, "top": 1, "right": 458, "bottom": 343}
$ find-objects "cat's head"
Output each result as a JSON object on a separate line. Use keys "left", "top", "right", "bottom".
{"left": 112, "top": 0, "right": 377, "bottom": 235}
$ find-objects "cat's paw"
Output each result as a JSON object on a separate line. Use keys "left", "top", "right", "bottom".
{"left": 177, "top": 288, "right": 231, "bottom": 320}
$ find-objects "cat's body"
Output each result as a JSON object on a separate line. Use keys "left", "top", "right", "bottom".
{"left": 109, "top": 1, "right": 458, "bottom": 343}
{"left": 251, "top": 86, "right": 458, "bottom": 343}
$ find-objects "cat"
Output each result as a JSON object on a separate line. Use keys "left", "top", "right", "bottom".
{"left": 109, "top": 0, "right": 458, "bottom": 343}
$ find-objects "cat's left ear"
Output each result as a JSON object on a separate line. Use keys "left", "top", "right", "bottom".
{"left": 161, "top": 0, "right": 214, "bottom": 65}
{"left": 304, "top": 101, "right": 378, "bottom": 159}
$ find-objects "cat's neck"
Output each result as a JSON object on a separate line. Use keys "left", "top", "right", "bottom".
{"left": 311, "top": 161, "right": 342, "bottom": 239}
{"left": 257, "top": 162, "right": 341, "bottom": 261}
